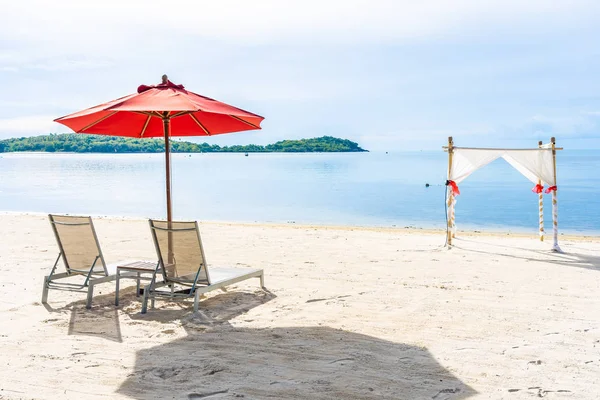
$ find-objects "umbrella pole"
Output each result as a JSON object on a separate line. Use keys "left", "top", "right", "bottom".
{"left": 163, "top": 117, "right": 173, "bottom": 223}
{"left": 163, "top": 116, "right": 174, "bottom": 264}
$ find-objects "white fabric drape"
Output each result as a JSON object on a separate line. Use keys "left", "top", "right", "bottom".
{"left": 448, "top": 148, "right": 555, "bottom": 186}
{"left": 449, "top": 149, "right": 503, "bottom": 184}
{"left": 502, "top": 150, "right": 555, "bottom": 186}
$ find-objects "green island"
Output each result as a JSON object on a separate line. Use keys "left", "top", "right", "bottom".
{"left": 0, "top": 134, "right": 367, "bottom": 153}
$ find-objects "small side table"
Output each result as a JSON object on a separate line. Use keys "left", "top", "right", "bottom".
{"left": 115, "top": 261, "right": 160, "bottom": 307}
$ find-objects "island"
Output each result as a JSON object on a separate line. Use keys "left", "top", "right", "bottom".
{"left": 0, "top": 134, "right": 367, "bottom": 153}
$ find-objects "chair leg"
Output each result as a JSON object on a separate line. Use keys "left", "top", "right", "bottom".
{"left": 141, "top": 287, "right": 149, "bottom": 314}
{"left": 193, "top": 290, "right": 200, "bottom": 312}
{"left": 260, "top": 273, "right": 265, "bottom": 289}
{"left": 115, "top": 271, "right": 120, "bottom": 307}
{"left": 86, "top": 283, "right": 94, "bottom": 309}
{"left": 136, "top": 272, "right": 141, "bottom": 297}
{"left": 42, "top": 276, "right": 49, "bottom": 304}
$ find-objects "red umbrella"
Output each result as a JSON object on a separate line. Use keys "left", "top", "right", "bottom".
{"left": 54, "top": 75, "right": 264, "bottom": 223}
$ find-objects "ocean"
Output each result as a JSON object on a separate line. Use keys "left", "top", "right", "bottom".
{"left": 0, "top": 150, "right": 598, "bottom": 235}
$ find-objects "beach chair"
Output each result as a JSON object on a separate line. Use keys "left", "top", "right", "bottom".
{"left": 142, "top": 219, "right": 265, "bottom": 314}
{"left": 42, "top": 214, "right": 139, "bottom": 309}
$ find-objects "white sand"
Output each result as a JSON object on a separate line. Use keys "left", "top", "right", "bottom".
{"left": 1, "top": 213, "right": 599, "bottom": 399}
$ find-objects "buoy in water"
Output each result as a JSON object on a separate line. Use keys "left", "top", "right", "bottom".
{"left": 425, "top": 183, "right": 430, "bottom": 187}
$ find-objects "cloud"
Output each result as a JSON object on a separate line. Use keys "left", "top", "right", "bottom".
{"left": 25, "top": 59, "right": 114, "bottom": 72}
{"left": 1, "top": 0, "right": 600, "bottom": 150}
{"left": 0, "top": 116, "right": 62, "bottom": 138}
{"left": 1, "top": 0, "right": 597, "bottom": 53}
{"left": 357, "top": 126, "right": 496, "bottom": 151}
{"left": 527, "top": 113, "right": 600, "bottom": 138}
{"left": 356, "top": 110, "right": 600, "bottom": 151}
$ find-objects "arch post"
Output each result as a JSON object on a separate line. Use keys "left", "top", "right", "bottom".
{"left": 446, "top": 136, "right": 455, "bottom": 246}
{"left": 551, "top": 137, "right": 562, "bottom": 252}
{"left": 538, "top": 140, "right": 545, "bottom": 241}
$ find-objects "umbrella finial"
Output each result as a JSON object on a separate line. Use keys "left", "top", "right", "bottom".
{"left": 162, "top": 74, "right": 168, "bottom": 84}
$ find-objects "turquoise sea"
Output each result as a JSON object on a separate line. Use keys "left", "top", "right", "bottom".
{"left": 0, "top": 151, "right": 598, "bottom": 235}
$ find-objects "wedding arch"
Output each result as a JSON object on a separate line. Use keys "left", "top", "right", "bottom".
{"left": 443, "top": 136, "right": 562, "bottom": 252}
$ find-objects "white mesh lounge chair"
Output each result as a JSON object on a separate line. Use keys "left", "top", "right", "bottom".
{"left": 42, "top": 214, "right": 140, "bottom": 309}
{"left": 142, "top": 219, "right": 265, "bottom": 314}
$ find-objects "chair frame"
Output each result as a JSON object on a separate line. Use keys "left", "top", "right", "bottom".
{"left": 142, "top": 219, "right": 264, "bottom": 313}
{"left": 42, "top": 214, "right": 136, "bottom": 309}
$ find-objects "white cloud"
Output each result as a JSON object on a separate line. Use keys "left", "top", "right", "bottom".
{"left": 358, "top": 126, "right": 496, "bottom": 151}
{"left": 1, "top": 0, "right": 597, "bottom": 52}
{"left": 529, "top": 114, "right": 598, "bottom": 136}
{"left": 1, "top": 0, "right": 595, "bottom": 86}
{"left": 0, "top": 116, "right": 63, "bottom": 138}
{"left": 25, "top": 59, "right": 115, "bottom": 72}
{"left": 1, "top": 0, "right": 600, "bottom": 149}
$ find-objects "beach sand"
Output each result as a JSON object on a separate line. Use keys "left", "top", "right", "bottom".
{"left": 1, "top": 213, "right": 599, "bottom": 399}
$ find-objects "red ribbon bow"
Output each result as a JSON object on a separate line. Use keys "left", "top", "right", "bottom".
{"left": 545, "top": 185, "right": 557, "bottom": 194}
{"left": 532, "top": 184, "right": 544, "bottom": 194}
{"left": 446, "top": 180, "right": 460, "bottom": 196}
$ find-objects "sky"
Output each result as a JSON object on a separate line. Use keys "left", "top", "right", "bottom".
{"left": 1, "top": 0, "right": 599, "bottom": 151}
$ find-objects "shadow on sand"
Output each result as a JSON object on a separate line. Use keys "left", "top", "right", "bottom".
{"left": 118, "top": 294, "right": 477, "bottom": 400}
{"left": 453, "top": 237, "right": 600, "bottom": 272}
{"left": 41, "top": 284, "right": 275, "bottom": 344}
{"left": 128, "top": 288, "right": 277, "bottom": 326}
{"left": 43, "top": 288, "right": 129, "bottom": 343}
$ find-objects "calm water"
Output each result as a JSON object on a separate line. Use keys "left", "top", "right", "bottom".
{"left": 1, "top": 151, "right": 599, "bottom": 235}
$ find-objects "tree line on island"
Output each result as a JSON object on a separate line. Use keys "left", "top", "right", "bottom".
{"left": 0, "top": 134, "right": 367, "bottom": 153}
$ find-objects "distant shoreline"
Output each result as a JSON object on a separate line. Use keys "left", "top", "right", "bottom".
{"left": 0, "top": 134, "right": 368, "bottom": 153}
{"left": 0, "top": 151, "right": 369, "bottom": 155}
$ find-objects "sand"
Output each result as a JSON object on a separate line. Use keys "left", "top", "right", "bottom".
{"left": 0, "top": 213, "right": 599, "bottom": 399}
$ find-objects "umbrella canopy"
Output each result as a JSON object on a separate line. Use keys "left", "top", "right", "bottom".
{"left": 54, "top": 76, "right": 264, "bottom": 224}
{"left": 55, "top": 78, "right": 264, "bottom": 138}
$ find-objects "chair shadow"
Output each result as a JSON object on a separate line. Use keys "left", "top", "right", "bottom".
{"left": 117, "top": 322, "right": 477, "bottom": 400}
{"left": 127, "top": 288, "right": 277, "bottom": 327}
{"left": 41, "top": 283, "right": 274, "bottom": 344}
{"left": 453, "top": 237, "right": 600, "bottom": 272}
{"left": 68, "top": 302, "right": 122, "bottom": 343}
{"left": 42, "top": 289, "right": 131, "bottom": 343}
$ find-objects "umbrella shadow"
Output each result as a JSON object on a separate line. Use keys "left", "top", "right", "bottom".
{"left": 118, "top": 298, "right": 476, "bottom": 399}
{"left": 452, "top": 237, "right": 600, "bottom": 272}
